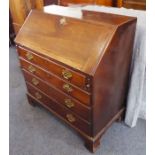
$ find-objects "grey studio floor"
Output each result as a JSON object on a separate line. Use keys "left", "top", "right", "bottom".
{"left": 9, "top": 46, "right": 146, "bottom": 155}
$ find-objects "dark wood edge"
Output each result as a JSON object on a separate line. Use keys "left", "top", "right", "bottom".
{"left": 90, "top": 27, "right": 117, "bottom": 75}
{"left": 82, "top": 10, "right": 137, "bottom": 26}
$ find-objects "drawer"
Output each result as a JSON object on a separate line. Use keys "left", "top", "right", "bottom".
{"left": 17, "top": 46, "right": 91, "bottom": 91}
{"left": 23, "top": 69, "right": 91, "bottom": 122}
{"left": 20, "top": 58, "right": 91, "bottom": 105}
{"left": 26, "top": 84, "right": 91, "bottom": 135}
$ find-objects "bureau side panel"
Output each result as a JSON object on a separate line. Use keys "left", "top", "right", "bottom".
{"left": 92, "top": 20, "right": 137, "bottom": 136}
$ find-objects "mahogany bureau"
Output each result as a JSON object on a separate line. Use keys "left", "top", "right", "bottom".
{"left": 15, "top": 10, "right": 137, "bottom": 152}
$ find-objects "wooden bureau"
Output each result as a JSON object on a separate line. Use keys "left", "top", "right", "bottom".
{"left": 15, "top": 10, "right": 137, "bottom": 152}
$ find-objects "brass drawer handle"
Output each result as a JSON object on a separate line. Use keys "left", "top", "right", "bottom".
{"left": 28, "top": 65, "right": 36, "bottom": 73}
{"left": 66, "top": 114, "right": 76, "bottom": 123}
{"left": 60, "top": 17, "right": 67, "bottom": 26}
{"left": 32, "top": 78, "right": 39, "bottom": 85}
{"left": 26, "top": 53, "right": 33, "bottom": 60}
{"left": 64, "top": 99, "right": 75, "bottom": 108}
{"left": 62, "top": 70, "right": 72, "bottom": 80}
{"left": 35, "top": 92, "right": 42, "bottom": 100}
{"left": 63, "top": 84, "right": 73, "bottom": 92}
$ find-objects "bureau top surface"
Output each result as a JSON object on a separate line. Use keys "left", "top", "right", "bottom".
{"left": 15, "top": 10, "right": 116, "bottom": 75}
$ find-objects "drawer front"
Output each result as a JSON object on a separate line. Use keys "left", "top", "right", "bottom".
{"left": 23, "top": 70, "right": 91, "bottom": 122}
{"left": 17, "top": 46, "right": 91, "bottom": 91}
{"left": 20, "top": 58, "right": 91, "bottom": 105}
{"left": 26, "top": 84, "right": 91, "bottom": 135}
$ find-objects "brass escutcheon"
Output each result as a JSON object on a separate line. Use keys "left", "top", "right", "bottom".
{"left": 63, "top": 84, "right": 73, "bottom": 92}
{"left": 64, "top": 99, "right": 75, "bottom": 108}
{"left": 35, "top": 92, "right": 42, "bottom": 100}
{"left": 28, "top": 65, "right": 36, "bottom": 73}
{"left": 66, "top": 114, "right": 76, "bottom": 123}
{"left": 62, "top": 70, "right": 72, "bottom": 80}
{"left": 32, "top": 78, "right": 39, "bottom": 85}
{"left": 26, "top": 53, "right": 33, "bottom": 60}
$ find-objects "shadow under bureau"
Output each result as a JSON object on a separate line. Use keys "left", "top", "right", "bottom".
{"left": 15, "top": 10, "right": 137, "bottom": 152}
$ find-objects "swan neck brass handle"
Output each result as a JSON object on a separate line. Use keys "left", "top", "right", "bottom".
{"left": 63, "top": 84, "right": 73, "bottom": 92}
{"left": 66, "top": 114, "right": 76, "bottom": 123}
{"left": 28, "top": 65, "right": 36, "bottom": 73}
{"left": 64, "top": 99, "right": 74, "bottom": 108}
{"left": 60, "top": 17, "right": 67, "bottom": 26}
{"left": 35, "top": 92, "right": 42, "bottom": 100}
{"left": 62, "top": 70, "right": 72, "bottom": 80}
{"left": 32, "top": 78, "right": 39, "bottom": 85}
{"left": 26, "top": 53, "right": 33, "bottom": 60}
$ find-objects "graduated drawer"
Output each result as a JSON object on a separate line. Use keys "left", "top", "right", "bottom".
{"left": 23, "top": 69, "right": 91, "bottom": 122}
{"left": 17, "top": 46, "right": 91, "bottom": 91}
{"left": 20, "top": 58, "right": 91, "bottom": 106}
{"left": 26, "top": 83, "right": 91, "bottom": 135}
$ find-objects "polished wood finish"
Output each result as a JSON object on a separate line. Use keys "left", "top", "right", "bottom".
{"left": 82, "top": 10, "right": 136, "bottom": 136}
{"left": 15, "top": 10, "right": 136, "bottom": 152}
{"left": 9, "top": 0, "right": 44, "bottom": 34}
{"left": 17, "top": 46, "right": 88, "bottom": 90}
{"left": 82, "top": 10, "right": 135, "bottom": 25}
{"left": 123, "top": 0, "right": 146, "bottom": 10}
{"left": 60, "top": 0, "right": 118, "bottom": 6}
{"left": 23, "top": 69, "right": 91, "bottom": 121}
{"left": 95, "top": 0, "right": 113, "bottom": 6}
{"left": 19, "top": 58, "right": 91, "bottom": 105}
{"left": 60, "top": 0, "right": 125, "bottom": 7}
{"left": 44, "top": 0, "right": 58, "bottom": 5}
{"left": 27, "top": 84, "right": 91, "bottom": 135}
{"left": 15, "top": 11, "right": 115, "bottom": 74}
{"left": 60, "top": 0, "right": 94, "bottom": 6}
{"left": 60, "top": 0, "right": 146, "bottom": 10}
